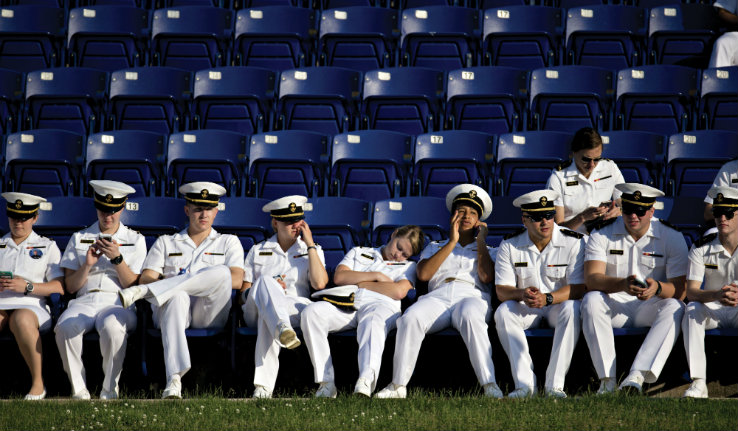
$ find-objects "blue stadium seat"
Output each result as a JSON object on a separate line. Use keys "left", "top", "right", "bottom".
{"left": 486, "top": 195, "right": 522, "bottom": 247}
{"left": 166, "top": 0, "right": 223, "bottom": 6}
{"left": 107, "top": 67, "right": 192, "bottom": 135}
{"left": 0, "top": 68, "right": 23, "bottom": 135}
{"left": 400, "top": 6, "right": 480, "bottom": 71}
{"left": 399, "top": 0, "right": 450, "bottom": 8}
{"left": 445, "top": 66, "right": 527, "bottom": 134}
{"left": 665, "top": 130, "right": 738, "bottom": 198}
{"left": 4, "top": 129, "right": 84, "bottom": 197}
{"left": 371, "top": 196, "right": 448, "bottom": 247}
{"left": 66, "top": 6, "right": 150, "bottom": 72}
{"left": 85, "top": 130, "right": 166, "bottom": 197}
{"left": 614, "top": 65, "right": 698, "bottom": 136}
{"left": 477, "top": 0, "right": 527, "bottom": 9}
{"left": 34, "top": 196, "right": 96, "bottom": 251}
{"left": 192, "top": 66, "right": 277, "bottom": 135}
{"left": 0, "top": 5, "right": 65, "bottom": 72}
{"left": 275, "top": 67, "right": 361, "bottom": 135}
{"left": 599, "top": 130, "right": 665, "bottom": 187}
{"left": 321, "top": 0, "right": 374, "bottom": 8}
{"left": 82, "top": 0, "right": 149, "bottom": 6}
{"left": 483, "top": 5, "right": 563, "bottom": 70}
{"left": 529, "top": 66, "right": 614, "bottom": 132}
{"left": 495, "top": 130, "right": 570, "bottom": 197}
{"left": 412, "top": 129, "right": 494, "bottom": 198}
{"left": 318, "top": 6, "right": 398, "bottom": 72}
{"left": 152, "top": 6, "right": 233, "bottom": 72}
{"left": 304, "top": 196, "right": 371, "bottom": 272}
{"left": 565, "top": 5, "right": 647, "bottom": 70}
{"left": 656, "top": 195, "right": 710, "bottom": 247}
{"left": 247, "top": 130, "right": 328, "bottom": 199}
{"left": 647, "top": 3, "right": 718, "bottom": 67}
{"left": 361, "top": 67, "right": 445, "bottom": 135}
{"left": 329, "top": 129, "right": 412, "bottom": 201}
{"left": 234, "top": 6, "right": 316, "bottom": 71}
{"left": 698, "top": 67, "right": 738, "bottom": 131}
{"left": 24, "top": 67, "right": 108, "bottom": 136}
{"left": 167, "top": 129, "right": 248, "bottom": 197}
{"left": 213, "top": 197, "right": 272, "bottom": 253}
{"left": 119, "top": 196, "right": 187, "bottom": 248}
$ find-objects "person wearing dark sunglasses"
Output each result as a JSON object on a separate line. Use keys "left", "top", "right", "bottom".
{"left": 582, "top": 183, "right": 688, "bottom": 395}
{"left": 494, "top": 190, "right": 586, "bottom": 399}
{"left": 546, "top": 128, "right": 625, "bottom": 234}
{"left": 682, "top": 186, "right": 738, "bottom": 399}
{"left": 702, "top": 159, "right": 738, "bottom": 223}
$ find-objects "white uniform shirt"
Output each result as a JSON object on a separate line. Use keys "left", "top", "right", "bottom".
{"left": 0, "top": 231, "right": 63, "bottom": 310}
{"left": 419, "top": 240, "right": 497, "bottom": 293}
{"left": 585, "top": 218, "right": 689, "bottom": 302}
{"left": 244, "top": 235, "right": 325, "bottom": 298}
{"left": 687, "top": 234, "right": 738, "bottom": 308}
{"left": 546, "top": 159, "right": 625, "bottom": 233}
{"left": 704, "top": 160, "right": 738, "bottom": 204}
{"left": 714, "top": 0, "right": 736, "bottom": 13}
{"left": 495, "top": 225, "right": 586, "bottom": 294}
{"left": 337, "top": 246, "right": 417, "bottom": 308}
{"left": 144, "top": 228, "right": 244, "bottom": 279}
{"left": 61, "top": 223, "right": 147, "bottom": 296}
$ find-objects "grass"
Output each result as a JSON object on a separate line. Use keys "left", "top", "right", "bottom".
{"left": 0, "top": 392, "right": 736, "bottom": 431}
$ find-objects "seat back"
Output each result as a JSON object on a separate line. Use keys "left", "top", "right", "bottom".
{"left": 24, "top": 67, "right": 108, "bottom": 136}
{"left": 167, "top": 129, "right": 248, "bottom": 197}
{"left": 67, "top": 6, "right": 150, "bottom": 71}
{"left": 0, "top": 68, "right": 24, "bottom": 135}
{"left": 248, "top": 130, "right": 328, "bottom": 198}
{"left": 486, "top": 195, "right": 522, "bottom": 247}
{"left": 152, "top": 6, "right": 234, "bottom": 71}
{"left": 529, "top": 66, "right": 614, "bottom": 132}
{"left": 85, "top": 130, "right": 166, "bottom": 197}
{"left": 413, "top": 129, "right": 494, "bottom": 198}
{"left": 483, "top": 5, "right": 563, "bottom": 70}
{"left": 318, "top": 7, "right": 399, "bottom": 72}
{"left": 657, "top": 196, "right": 710, "bottom": 247}
{"left": 496, "top": 131, "right": 570, "bottom": 196}
{"left": 371, "top": 196, "right": 448, "bottom": 247}
{"left": 276, "top": 67, "right": 361, "bottom": 135}
{"left": 119, "top": 197, "right": 187, "bottom": 249}
{"left": 362, "top": 67, "right": 445, "bottom": 135}
{"left": 647, "top": 4, "right": 718, "bottom": 67}
{"left": 192, "top": 66, "right": 276, "bottom": 135}
{"left": 599, "top": 130, "right": 665, "bottom": 187}
{"left": 213, "top": 197, "right": 272, "bottom": 253}
{"left": 665, "top": 130, "right": 738, "bottom": 197}
{"left": 35, "top": 197, "right": 96, "bottom": 250}
{"left": 445, "top": 66, "right": 527, "bottom": 134}
{"left": 400, "top": 6, "right": 480, "bottom": 71}
{"left": 4, "top": 129, "right": 84, "bottom": 197}
{"left": 614, "top": 65, "right": 698, "bottom": 135}
{"left": 0, "top": 5, "right": 65, "bottom": 72}
{"left": 108, "top": 66, "right": 192, "bottom": 135}
{"left": 699, "top": 67, "right": 738, "bottom": 131}
{"left": 234, "top": 6, "right": 316, "bottom": 71}
{"left": 330, "top": 129, "right": 412, "bottom": 201}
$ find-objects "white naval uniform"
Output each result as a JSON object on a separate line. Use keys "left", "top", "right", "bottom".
{"left": 241, "top": 235, "right": 326, "bottom": 392}
{"left": 142, "top": 228, "right": 243, "bottom": 379}
{"left": 0, "top": 231, "right": 63, "bottom": 331}
{"left": 301, "top": 246, "right": 416, "bottom": 391}
{"left": 389, "top": 240, "right": 498, "bottom": 387}
{"left": 546, "top": 159, "right": 625, "bottom": 234}
{"left": 582, "top": 218, "right": 688, "bottom": 383}
{"left": 703, "top": 160, "right": 738, "bottom": 205}
{"left": 494, "top": 225, "right": 585, "bottom": 391}
{"left": 55, "top": 223, "right": 147, "bottom": 395}
{"left": 709, "top": 0, "right": 738, "bottom": 68}
{"left": 682, "top": 234, "right": 738, "bottom": 380}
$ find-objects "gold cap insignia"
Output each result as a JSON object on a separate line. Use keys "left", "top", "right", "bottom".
{"left": 289, "top": 202, "right": 296, "bottom": 213}
{"left": 201, "top": 189, "right": 209, "bottom": 199}
{"left": 717, "top": 193, "right": 724, "bottom": 202}
{"left": 15, "top": 199, "right": 23, "bottom": 209}
{"left": 105, "top": 194, "right": 113, "bottom": 203}
{"left": 633, "top": 190, "right": 641, "bottom": 201}
{"left": 540, "top": 196, "right": 548, "bottom": 206}
{"left": 469, "top": 190, "right": 477, "bottom": 199}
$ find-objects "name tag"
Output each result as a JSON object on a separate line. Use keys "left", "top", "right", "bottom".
{"left": 514, "top": 262, "right": 528, "bottom": 267}
{"left": 0, "top": 244, "right": 6, "bottom": 248}
{"left": 732, "top": 179, "right": 738, "bottom": 184}
{"left": 705, "top": 264, "right": 718, "bottom": 269}
{"left": 609, "top": 250, "right": 623, "bottom": 255}
{"left": 566, "top": 180, "right": 579, "bottom": 186}
{"left": 80, "top": 239, "right": 95, "bottom": 244}
{"left": 259, "top": 252, "right": 272, "bottom": 256}
{"left": 168, "top": 252, "right": 183, "bottom": 257}
{"left": 360, "top": 253, "right": 375, "bottom": 260}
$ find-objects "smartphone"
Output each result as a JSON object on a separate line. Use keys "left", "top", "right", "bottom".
{"left": 632, "top": 277, "right": 648, "bottom": 289}
{"left": 273, "top": 275, "right": 284, "bottom": 282}
{"left": 98, "top": 234, "right": 112, "bottom": 242}
{"left": 599, "top": 201, "right": 613, "bottom": 208}
{"left": 0, "top": 271, "right": 12, "bottom": 279}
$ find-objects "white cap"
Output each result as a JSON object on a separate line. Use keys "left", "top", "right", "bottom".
{"left": 512, "top": 189, "right": 560, "bottom": 212}
{"left": 262, "top": 195, "right": 308, "bottom": 222}
{"left": 2, "top": 192, "right": 46, "bottom": 218}
{"left": 445, "top": 184, "right": 492, "bottom": 221}
{"left": 90, "top": 180, "right": 136, "bottom": 212}
{"left": 615, "top": 183, "right": 664, "bottom": 207}
{"left": 178, "top": 181, "right": 227, "bottom": 207}
{"left": 311, "top": 285, "right": 358, "bottom": 299}
{"left": 708, "top": 186, "right": 738, "bottom": 208}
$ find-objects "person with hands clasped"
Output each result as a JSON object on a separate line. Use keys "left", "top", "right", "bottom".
{"left": 494, "top": 190, "right": 586, "bottom": 399}
{"left": 55, "top": 180, "right": 147, "bottom": 400}
{"left": 681, "top": 186, "right": 738, "bottom": 398}
{"left": 0, "top": 192, "right": 64, "bottom": 400}
{"left": 375, "top": 184, "right": 502, "bottom": 399}
{"left": 240, "top": 196, "right": 329, "bottom": 399}
{"left": 581, "top": 183, "right": 688, "bottom": 395}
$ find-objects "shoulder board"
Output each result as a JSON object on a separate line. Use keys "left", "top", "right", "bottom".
{"left": 556, "top": 160, "right": 572, "bottom": 171}
{"left": 592, "top": 217, "right": 617, "bottom": 231}
{"left": 693, "top": 233, "right": 718, "bottom": 248}
{"left": 560, "top": 228, "right": 584, "bottom": 239}
{"left": 503, "top": 227, "right": 527, "bottom": 240}
{"left": 658, "top": 219, "right": 680, "bottom": 231}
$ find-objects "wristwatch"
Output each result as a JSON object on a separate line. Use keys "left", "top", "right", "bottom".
{"left": 24, "top": 281, "right": 34, "bottom": 296}
{"left": 545, "top": 293, "right": 554, "bottom": 306}
{"left": 110, "top": 255, "right": 124, "bottom": 265}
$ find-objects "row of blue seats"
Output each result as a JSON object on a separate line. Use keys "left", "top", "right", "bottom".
{"left": 0, "top": 3, "right": 726, "bottom": 74}
{"left": 1, "top": 128, "right": 735, "bottom": 201}
{"left": 1, "top": 64, "right": 735, "bottom": 140}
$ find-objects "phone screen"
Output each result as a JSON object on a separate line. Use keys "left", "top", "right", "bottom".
{"left": 0, "top": 271, "right": 13, "bottom": 279}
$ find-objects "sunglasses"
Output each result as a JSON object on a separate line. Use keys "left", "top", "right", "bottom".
{"left": 712, "top": 208, "right": 737, "bottom": 220}
{"left": 622, "top": 204, "right": 649, "bottom": 217}
{"left": 580, "top": 156, "right": 603, "bottom": 164}
{"left": 524, "top": 211, "right": 555, "bottom": 222}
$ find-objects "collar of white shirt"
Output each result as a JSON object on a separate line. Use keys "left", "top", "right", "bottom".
{"left": 1, "top": 230, "right": 42, "bottom": 249}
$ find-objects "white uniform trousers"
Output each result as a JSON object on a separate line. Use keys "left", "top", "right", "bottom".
{"left": 391, "top": 284, "right": 496, "bottom": 387}
{"left": 301, "top": 299, "right": 400, "bottom": 391}
{"left": 709, "top": 32, "right": 738, "bottom": 68}
{"left": 581, "top": 290, "right": 684, "bottom": 383}
{"left": 148, "top": 265, "right": 232, "bottom": 379}
{"left": 494, "top": 300, "right": 580, "bottom": 391}
{"left": 242, "top": 276, "right": 312, "bottom": 392}
{"left": 55, "top": 292, "right": 137, "bottom": 395}
{"left": 682, "top": 301, "right": 738, "bottom": 380}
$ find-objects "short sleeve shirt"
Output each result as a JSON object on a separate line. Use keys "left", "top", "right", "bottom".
{"left": 419, "top": 240, "right": 497, "bottom": 293}
{"left": 337, "top": 246, "right": 417, "bottom": 307}
{"left": 687, "top": 234, "right": 738, "bottom": 291}
{"left": 704, "top": 160, "right": 738, "bottom": 204}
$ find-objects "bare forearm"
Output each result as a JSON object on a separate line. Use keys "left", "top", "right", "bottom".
{"left": 358, "top": 280, "right": 412, "bottom": 301}
{"left": 476, "top": 244, "right": 494, "bottom": 284}
{"left": 230, "top": 268, "right": 245, "bottom": 290}
{"left": 496, "top": 285, "right": 525, "bottom": 302}
{"left": 308, "top": 253, "right": 328, "bottom": 291}
{"left": 559, "top": 214, "right": 584, "bottom": 231}
{"left": 585, "top": 272, "right": 625, "bottom": 294}
{"left": 138, "top": 269, "right": 161, "bottom": 286}
{"left": 32, "top": 278, "right": 64, "bottom": 296}
{"left": 417, "top": 242, "right": 456, "bottom": 281}
{"left": 334, "top": 268, "right": 382, "bottom": 286}
{"left": 659, "top": 277, "right": 686, "bottom": 300}
{"left": 64, "top": 266, "right": 92, "bottom": 294}
{"left": 113, "top": 261, "right": 139, "bottom": 289}
{"left": 563, "top": 283, "right": 586, "bottom": 301}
